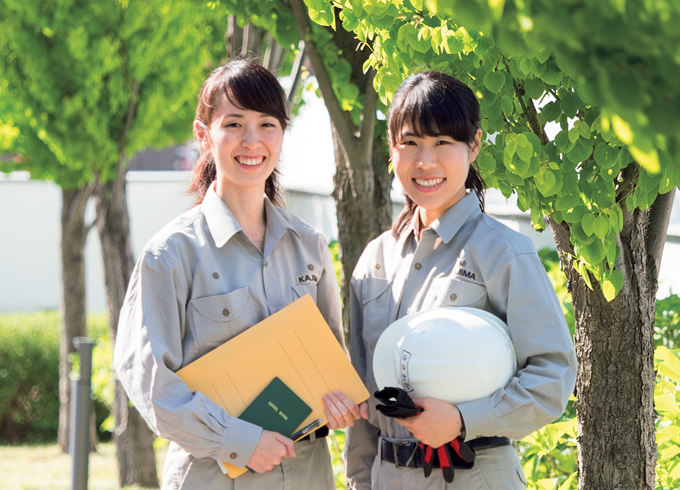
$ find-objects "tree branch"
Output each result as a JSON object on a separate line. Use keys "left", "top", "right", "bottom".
{"left": 114, "top": 80, "right": 139, "bottom": 205}
{"left": 286, "top": 40, "right": 306, "bottom": 104}
{"left": 288, "top": 0, "right": 357, "bottom": 153}
{"left": 646, "top": 187, "right": 676, "bottom": 268}
{"left": 513, "top": 79, "right": 548, "bottom": 144}
{"left": 64, "top": 184, "right": 94, "bottom": 236}
{"left": 359, "top": 70, "right": 376, "bottom": 159}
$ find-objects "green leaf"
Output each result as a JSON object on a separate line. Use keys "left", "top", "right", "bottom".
{"left": 306, "top": 0, "right": 336, "bottom": 28}
{"left": 515, "top": 133, "right": 533, "bottom": 162}
{"left": 601, "top": 268, "right": 623, "bottom": 301}
{"left": 655, "top": 393, "right": 680, "bottom": 415}
{"left": 568, "top": 127, "right": 580, "bottom": 144}
{"left": 581, "top": 240, "right": 606, "bottom": 266}
{"left": 476, "top": 152, "right": 497, "bottom": 173}
{"left": 339, "top": 8, "right": 359, "bottom": 31}
{"left": 566, "top": 138, "right": 593, "bottom": 164}
{"left": 445, "top": 34, "right": 464, "bottom": 54}
{"left": 524, "top": 78, "right": 544, "bottom": 99}
{"left": 570, "top": 220, "right": 596, "bottom": 244}
{"left": 601, "top": 269, "right": 623, "bottom": 301}
{"left": 540, "top": 101, "right": 561, "bottom": 122}
{"left": 484, "top": 71, "right": 506, "bottom": 93}
{"left": 656, "top": 346, "right": 680, "bottom": 384}
{"left": 560, "top": 91, "right": 581, "bottom": 118}
{"left": 592, "top": 214, "right": 609, "bottom": 240}
{"left": 629, "top": 135, "right": 661, "bottom": 174}
{"left": 540, "top": 60, "right": 562, "bottom": 86}
{"left": 581, "top": 213, "right": 595, "bottom": 237}
{"left": 659, "top": 159, "right": 677, "bottom": 194}
{"left": 534, "top": 166, "right": 558, "bottom": 197}
{"left": 555, "top": 189, "right": 581, "bottom": 212}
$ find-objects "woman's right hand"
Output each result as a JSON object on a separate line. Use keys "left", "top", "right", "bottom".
{"left": 246, "top": 430, "right": 296, "bottom": 473}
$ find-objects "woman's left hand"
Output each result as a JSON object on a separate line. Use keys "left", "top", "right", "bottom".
{"left": 396, "top": 397, "right": 463, "bottom": 448}
{"left": 322, "top": 391, "right": 369, "bottom": 429}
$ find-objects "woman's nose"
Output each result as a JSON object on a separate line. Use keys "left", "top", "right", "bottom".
{"left": 241, "top": 126, "right": 261, "bottom": 149}
{"left": 415, "top": 147, "right": 437, "bottom": 168}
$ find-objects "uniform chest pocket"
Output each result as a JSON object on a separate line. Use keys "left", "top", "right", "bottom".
{"left": 360, "top": 277, "right": 393, "bottom": 382}
{"left": 292, "top": 283, "right": 318, "bottom": 304}
{"left": 188, "top": 287, "right": 259, "bottom": 357}
{"left": 432, "top": 277, "right": 489, "bottom": 309}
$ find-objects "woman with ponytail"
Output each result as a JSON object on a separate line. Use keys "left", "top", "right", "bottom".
{"left": 115, "top": 59, "right": 365, "bottom": 489}
{"left": 345, "top": 71, "right": 576, "bottom": 489}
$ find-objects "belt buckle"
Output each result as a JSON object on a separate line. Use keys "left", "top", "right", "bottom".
{"left": 392, "top": 440, "right": 417, "bottom": 468}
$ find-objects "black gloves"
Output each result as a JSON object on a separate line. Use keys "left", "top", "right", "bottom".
{"left": 374, "top": 387, "right": 475, "bottom": 483}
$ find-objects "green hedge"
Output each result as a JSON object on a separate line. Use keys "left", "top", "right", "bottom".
{"left": 0, "top": 311, "right": 110, "bottom": 444}
{"left": 0, "top": 311, "right": 60, "bottom": 443}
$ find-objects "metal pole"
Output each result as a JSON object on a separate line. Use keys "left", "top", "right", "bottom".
{"left": 70, "top": 337, "right": 94, "bottom": 490}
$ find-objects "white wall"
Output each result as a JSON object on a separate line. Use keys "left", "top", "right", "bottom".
{"left": 0, "top": 172, "right": 678, "bottom": 313}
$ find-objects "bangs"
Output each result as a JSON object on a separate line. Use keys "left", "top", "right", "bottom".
{"left": 388, "top": 71, "right": 479, "bottom": 146}
{"left": 197, "top": 60, "right": 289, "bottom": 130}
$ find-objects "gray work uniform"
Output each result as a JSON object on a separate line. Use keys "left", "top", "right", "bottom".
{"left": 114, "top": 185, "right": 342, "bottom": 489}
{"left": 345, "top": 192, "right": 577, "bottom": 489}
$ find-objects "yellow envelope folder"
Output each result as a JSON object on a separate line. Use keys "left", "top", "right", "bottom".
{"left": 176, "top": 294, "right": 369, "bottom": 478}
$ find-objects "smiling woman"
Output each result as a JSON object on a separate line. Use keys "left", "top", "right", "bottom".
{"left": 113, "top": 59, "right": 366, "bottom": 490}
{"left": 345, "top": 71, "right": 577, "bottom": 490}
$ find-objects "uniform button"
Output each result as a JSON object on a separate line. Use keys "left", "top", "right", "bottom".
{"left": 308, "top": 264, "right": 314, "bottom": 271}
{"left": 460, "top": 259, "right": 467, "bottom": 266}
{"left": 264, "top": 261, "right": 268, "bottom": 267}
{"left": 213, "top": 272, "right": 219, "bottom": 279}
{"left": 230, "top": 452, "right": 237, "bottom": 459}
{"left": 222, "top": 308, "right": 230, "bottom": 317}
{"left": 449, "top": 293, "right": 457, "bottom": 302}
{"left": 375, "top": 263, "right": 381, "bottom": 270}
{"left": 414, "top": 263, "right": 422, "bottom": 270}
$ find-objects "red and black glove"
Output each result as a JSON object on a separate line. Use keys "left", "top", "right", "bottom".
{"left": 375, "top": 387, "right": 475, "bottom": 482}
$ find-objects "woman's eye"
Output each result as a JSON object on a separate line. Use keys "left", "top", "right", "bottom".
{"left": 401, "top": 140, "right": 416, "bottom": 146}
{"left": 262, "top": 122, "right": 277, "bottom": 128}
{"left": 224, "top": 122, "right": 241, "bottom": 128}
{"left": 436, "top": 139, "right": 451, "bottom": 145}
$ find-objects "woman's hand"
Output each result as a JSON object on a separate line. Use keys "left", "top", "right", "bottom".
{"left": 322, "top": 391, "right": 369, "bottom": 429}
{"left": 396, "top": 397, "right": 463, "bottom": 448}
{"left": 246, "top": 430, "right": 296, "bottom": 473}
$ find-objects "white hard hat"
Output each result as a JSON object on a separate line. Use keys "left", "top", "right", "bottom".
{"left": 372, "top": 307, "right": 517, "bottom": 405}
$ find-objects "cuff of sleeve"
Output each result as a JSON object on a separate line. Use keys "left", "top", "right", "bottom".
{"left": 457, "top": 397, "right": 495, "bottom": 441}
{"left": 216, "top": 418, "right": 263, "bottom": 469}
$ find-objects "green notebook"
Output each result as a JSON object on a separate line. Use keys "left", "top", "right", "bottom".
{"left": 238, "top": 376, "right": 312, "bottom": 437}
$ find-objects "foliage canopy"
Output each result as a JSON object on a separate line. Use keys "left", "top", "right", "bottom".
{"left": 0, "top": 0, "right": 226, "bottom": 187}
{"left": 297, "top": 0, "right": 680, "bottom": 300}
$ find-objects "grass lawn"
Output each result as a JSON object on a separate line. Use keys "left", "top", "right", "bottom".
{"left": 0, "top": 435, "right": 347, "bottom": 489}
{"left": 0, "top": 442, "right": 165, "bottom": 490}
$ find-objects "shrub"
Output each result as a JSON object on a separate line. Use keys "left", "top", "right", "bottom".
{"left": 0, "top": 311, "right": 112, "bottom": 444}
{"left": 0, "top": 311, "right": 61, "bottom": 443}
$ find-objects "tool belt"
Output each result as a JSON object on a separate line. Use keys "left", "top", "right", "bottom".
{"left": 381, "top": 436, "right": 511, "bottom": 469}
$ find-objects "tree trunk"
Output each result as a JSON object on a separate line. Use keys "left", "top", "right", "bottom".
{"left": 549, "top": 202, "right": 660, "bottom": 489}
{"left": 95, "top": 175, "right": 159, "bottom": 488}
{"left": 332, "top": 128, "right": 392, "bottom": 335}
{"left": 58, "top": 186, "right": 93, "bottom": 453}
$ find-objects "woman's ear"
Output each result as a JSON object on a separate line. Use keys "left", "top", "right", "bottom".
{"left": 193, "top": 120, "right": 209, "bottom": 150}
{"left": 469, "top": 128, "right": 483, "bottom": 162}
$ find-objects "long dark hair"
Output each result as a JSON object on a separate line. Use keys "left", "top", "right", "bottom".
{"left": 388, "top": 71, "right": 485, "bottom": 237}
{"left": 189, "top": 59, "right": 289, "bottom": 207}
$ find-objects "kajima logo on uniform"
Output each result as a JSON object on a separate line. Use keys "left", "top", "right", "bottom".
{"left": 456, "top": 268, "right": 477, "bottom": 281}
{"left": 296, "top": 273, "right": 319, "bottom": 285}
